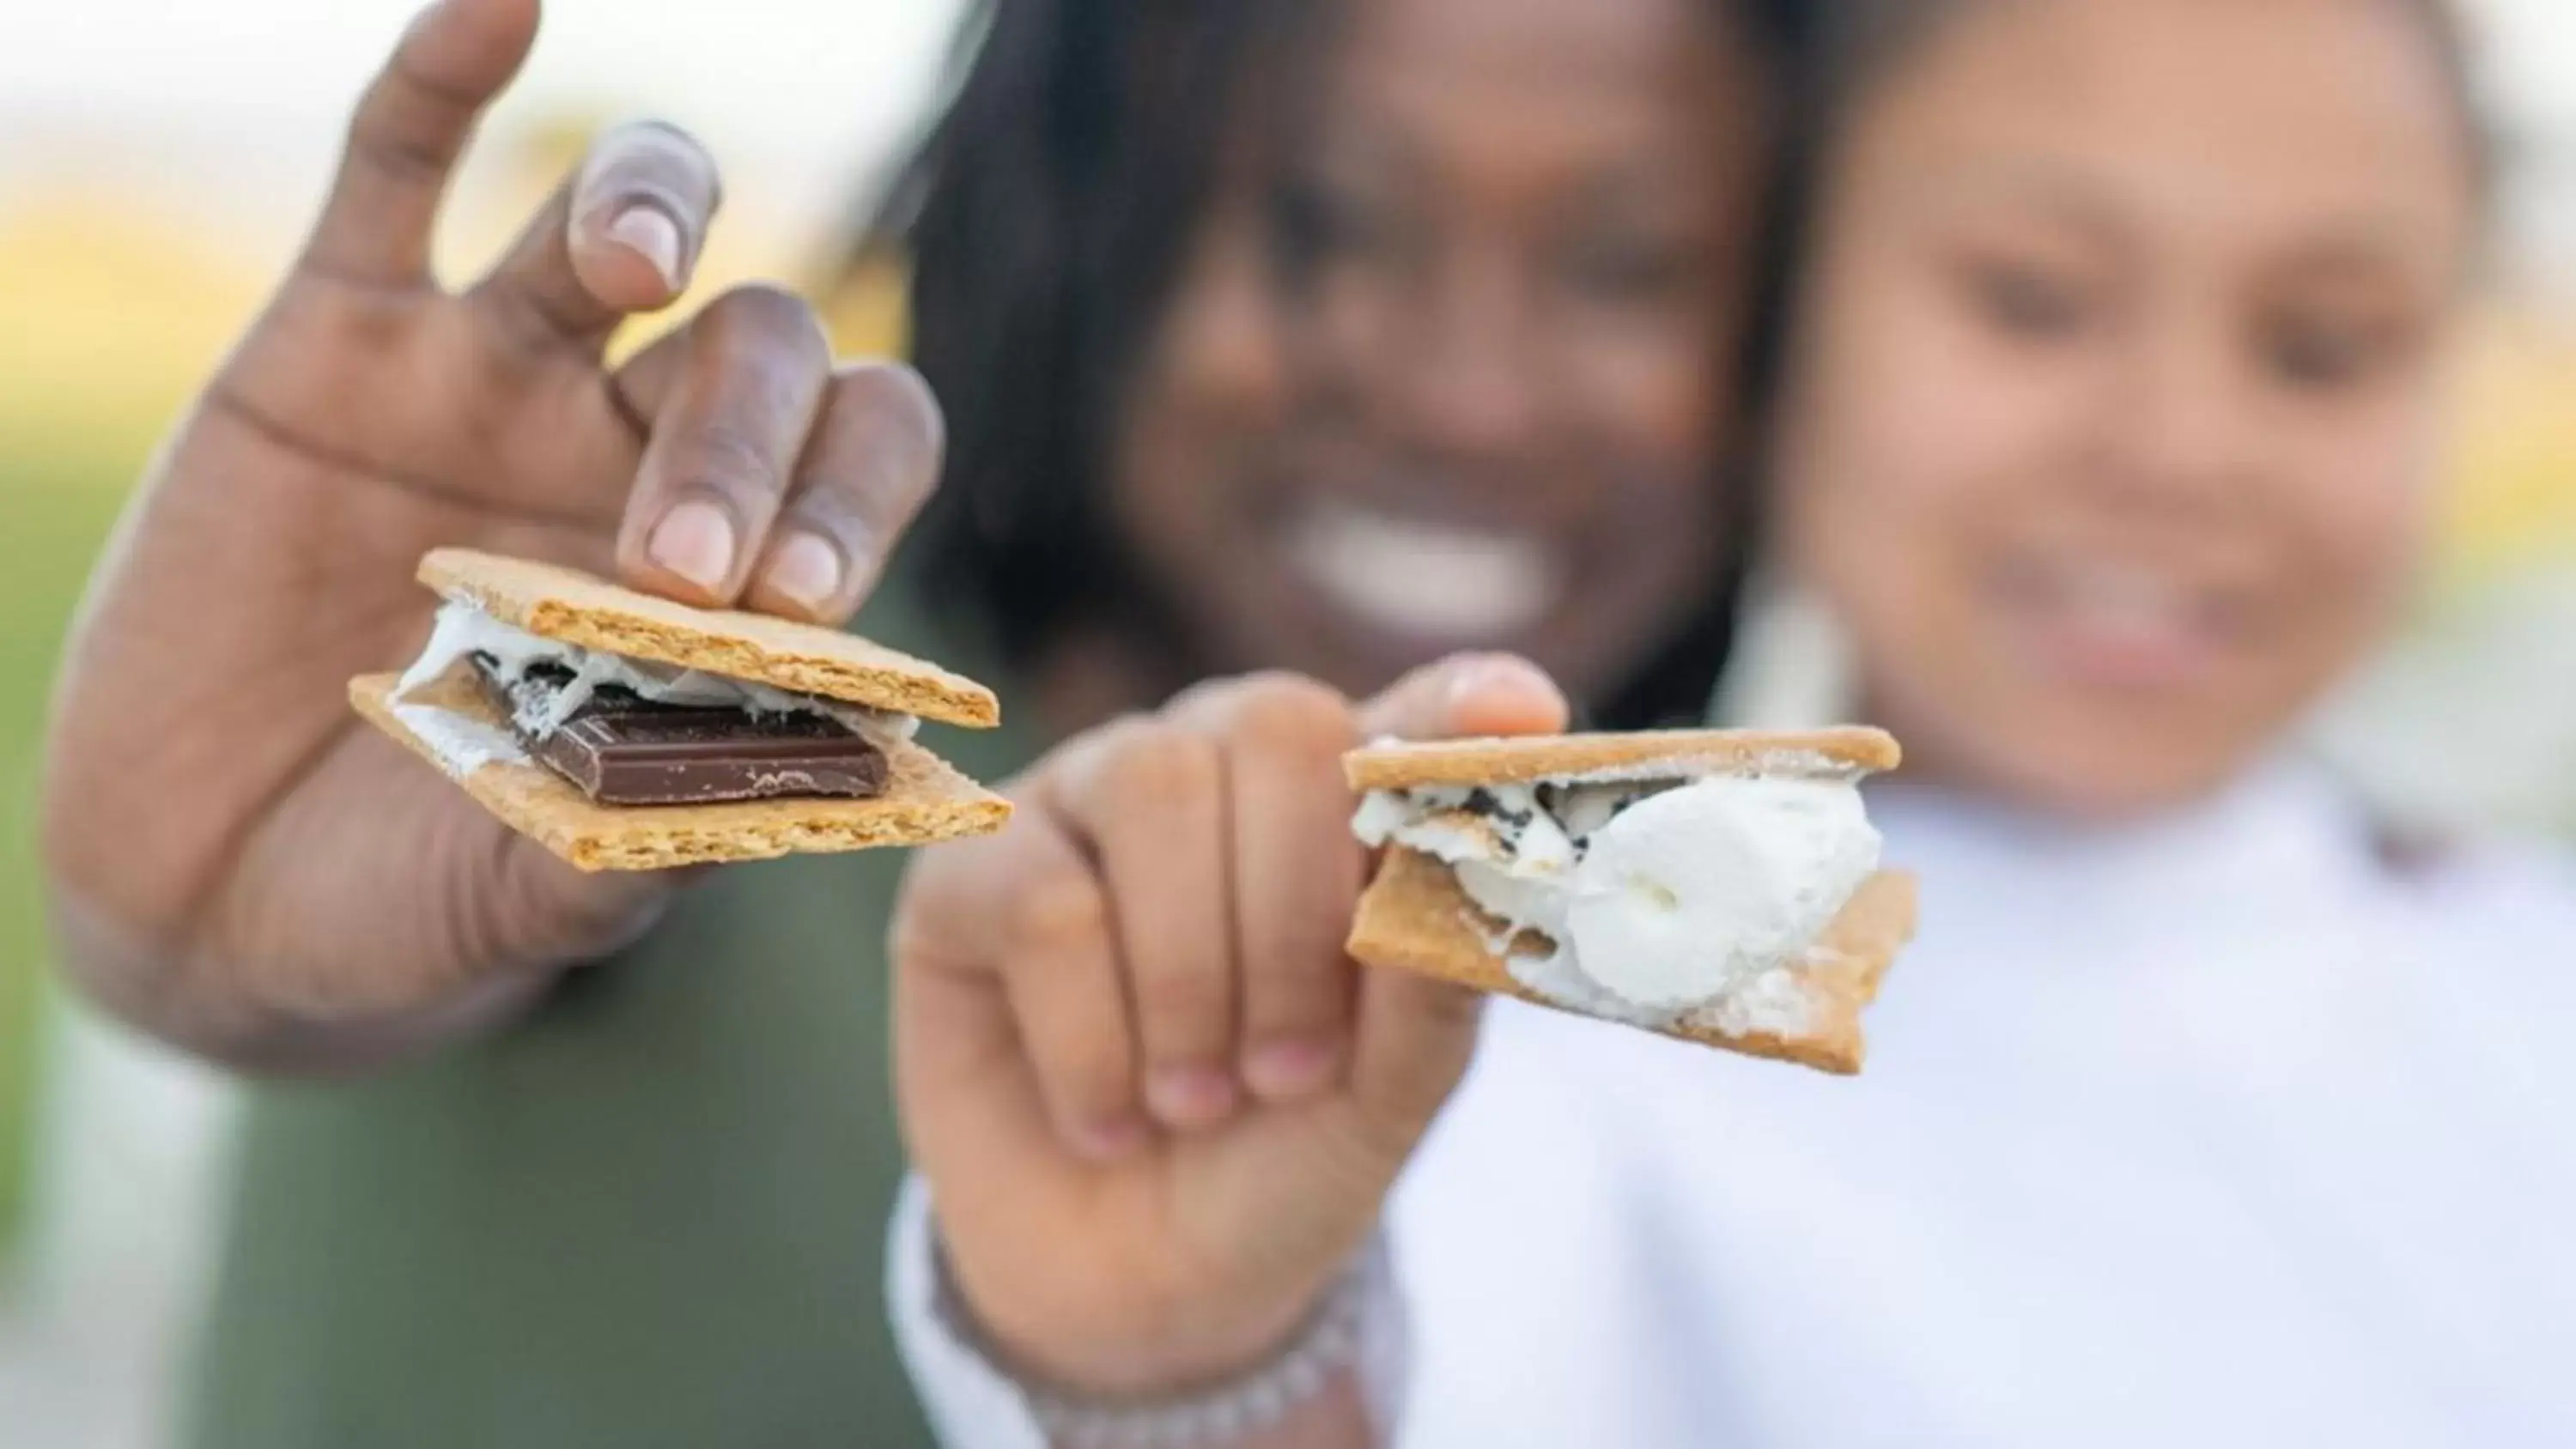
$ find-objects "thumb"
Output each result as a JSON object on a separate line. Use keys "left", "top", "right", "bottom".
{"left": 1333, "top": 652, "right": 1565, "bottom": 1158}
{"left": 1355, "top": 652, "right": 1571, "bottom": 743}
{"left": 1337, "top": 963, "right": 1485, "bottom": 1166}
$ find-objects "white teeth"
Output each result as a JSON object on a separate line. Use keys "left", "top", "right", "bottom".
{"left": 1286, "top": 503, "right": 1560, "bottom": 641}
{"left": 2057, "top": 564, "right": 2192, "bottom": 633}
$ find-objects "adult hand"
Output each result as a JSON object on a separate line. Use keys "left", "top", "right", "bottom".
{"left": 41, "top": 0, "right": 941, "bottom": 1070}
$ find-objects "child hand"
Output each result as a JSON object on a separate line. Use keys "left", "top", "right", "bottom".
{"left": 892, "top": 654, "right": 1567, "bottom": 1397}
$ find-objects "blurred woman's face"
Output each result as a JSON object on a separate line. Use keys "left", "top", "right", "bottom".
{"left": 1110, "top": 0, "right": 1771, "bottom": 704}
{"left": 1775, "top": 0, "right": 2476, "bottom": 817}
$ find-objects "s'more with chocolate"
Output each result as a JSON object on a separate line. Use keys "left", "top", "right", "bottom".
{"left": 350, "top": 548, "right": 1012, "bottom": 870}
{"left": 1345, "top": 728, "right": 1916, "bottom": 1075}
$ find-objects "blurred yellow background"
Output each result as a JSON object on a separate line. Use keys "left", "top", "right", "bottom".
{"left": 2, "top": 0, "right": 2573, "bottom": 1442}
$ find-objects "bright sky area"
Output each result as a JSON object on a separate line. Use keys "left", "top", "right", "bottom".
{"left": 0, "top": 0, "right": 968, "bottom": 164}
{"left": 6, "top": 0, "right": 2576, "bottom": 287}
{"left": 0, "top": 0, "right": 969, "bottom": 263}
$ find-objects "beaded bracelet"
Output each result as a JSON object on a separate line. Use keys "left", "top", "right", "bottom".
{"left": 927, "top": 1233, "right": 1406, "bottom": 1449}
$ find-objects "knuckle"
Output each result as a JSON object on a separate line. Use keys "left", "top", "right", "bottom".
{"left": 773, "top": 485, "right": 860, "bottom": 542}
{"left": 1041, "top": 1030, "right": 1134, "bottom": 1108}
{"left": 1073, "top": 712, "right": 1157, "bottom": 766}
{"left": 1243, "top": 978, "right": 1340, "bottom": 1041}
{"left": 887, "top": 833, "right": 1003, "bottom": 969}
{"left": 885, "top": 875, "right": 939, "bottom": 969}
{"left": 676, "top": 421, "right": 786, "bottom": 500}
{"left": 1136, "top": 958, "right": 1227, "bottom": 1028}
{"left": 1244, "top": 890, "right": 1358, "bottom": 995}
{"left": 847, "top": 361, "right": 943, "bottom": 438}
{"left": 349, "top": 125, "right": 450, "bottom": 186}
{"left": 877, "top": 359, "right": 941, "bottom": 421}
{"left": 833, "top": 363, "right": 945, "bottom": 492}
{"left": 705, "top": 282, "right": 827, "bottom": 356}
{"left": 1227, "top": 675, "right": 1358, "bottom": 763}
{"left": 1096, "top": 724, "right": 1220, "bottom": 815}
{"left": 1010, "top": 870, "right": 1109, "bottom": 961}
{"left": 382, "top": 42, "right": 484, "bottom": 114}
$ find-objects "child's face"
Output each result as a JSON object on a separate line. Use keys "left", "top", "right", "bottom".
{"left": 1777, "top": 0, "right": 2477, "bottom": 817}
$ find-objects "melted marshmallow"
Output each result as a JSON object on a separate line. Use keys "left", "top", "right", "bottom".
{"left": 397, "top": 600, "right": 920, "bottom": 748}
{"left": 1355, "top": 773, "right": 1880, "bottom": 1030}
{"left": 1566, "top": 778, "right": 1878, "bottom": 1009}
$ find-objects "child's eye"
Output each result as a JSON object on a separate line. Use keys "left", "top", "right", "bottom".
{"left": 1963, "top": 258, "right": 2090, "bottom": 343}
{"left": 2262, "top": 314, "right": 2397, "bottom": 392}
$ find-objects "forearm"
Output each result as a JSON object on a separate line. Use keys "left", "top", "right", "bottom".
{"left": 46, "top": 882, "right": 554, "bottom": 1076}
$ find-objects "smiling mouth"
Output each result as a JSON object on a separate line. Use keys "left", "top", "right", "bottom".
{"left": 1284, "top": 501, "right": 1564, "bottom": 643}
{"left": 1996, "top": 554, "right": 2244, "bottom": 688}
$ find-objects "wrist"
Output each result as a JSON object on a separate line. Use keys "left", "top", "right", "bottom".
{"left": 928, "top": 1228, "right": 1410, "bottom": 1449}
{"left": 944, "top": 1246, "right": 1333, "bottom": 1401}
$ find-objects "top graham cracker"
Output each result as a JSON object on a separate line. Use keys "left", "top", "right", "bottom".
{"left": 1343, "top": 727, "right": 1900, "bottom": 793}
{"left": 417, "top": 548, "right": 999, "bottom": 728}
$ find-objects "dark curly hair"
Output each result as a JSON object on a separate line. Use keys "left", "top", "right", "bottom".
{"left": 863, "top": 0, "right": 1825, "bottom": 729}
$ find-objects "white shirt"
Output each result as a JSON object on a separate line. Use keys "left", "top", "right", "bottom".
{"left": 892, "top": 767, "right": 2576, "bottom": 1446}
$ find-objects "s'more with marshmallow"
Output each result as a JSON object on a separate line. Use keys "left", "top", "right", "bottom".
{"left": 350, "top": 548, "right": 1012, "bottom": 871}
{"left": 1346, "top": 728, "right": 1915, "bottom": 1075}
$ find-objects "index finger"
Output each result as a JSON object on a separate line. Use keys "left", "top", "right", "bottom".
{"left": 301, "top": 0, "right": 538, "bottom": 284}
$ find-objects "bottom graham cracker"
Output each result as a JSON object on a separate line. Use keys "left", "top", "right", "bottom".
{"left": 351, "top": 672, "right": 1012, "bottom": 871}
{"left": 1347, "top": 848, "right": 1916, "bottom": 1075}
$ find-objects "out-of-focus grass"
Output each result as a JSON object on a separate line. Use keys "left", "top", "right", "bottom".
{"left": 0, "top": 450, "right": 136, "bottom": 1250}
{"left": 0, "top": 192, "right": 223, "bottom": 1254}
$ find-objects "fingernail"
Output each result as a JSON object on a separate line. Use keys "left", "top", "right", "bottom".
{"left": 1145, "top": 1064, "right": 1241, "bottom": 1130}
{"left": 646, "top": 500, "right": 735, "bottom": 593}
{"left": 1071, "top": 1113, "right": 1151, "bottom": 1163}
{"left": 609, "top": 205, "right": 683, "bottom": 292}
{"left": 762, "top": 530, "right": 843, "bottom": 614}
{"left": 1243, "top": 1036, "right": 1340, "bottom": 1103}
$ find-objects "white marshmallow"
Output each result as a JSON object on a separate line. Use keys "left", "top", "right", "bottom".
{"left": 1564, "top": 778, "right": 1880, "bottom": 1009}
{"left": 396, "top": 599, "right": 919, "bottom": 746}
{"left": 1354, "top": 771, "right": 1881, "bottom": 1027}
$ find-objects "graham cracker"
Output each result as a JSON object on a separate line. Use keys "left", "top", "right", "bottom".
{"left": 1346, "top": 848, "right": 1917, "bottom": 1076}
{"left": 351, "top": 672, "right": 1012, "bottom": 872}
{"left": 417, "top": 549, "right": 999, "bottom": 727}
{"left": 1345, "top": 727, "right": 1900, "bottom": 793}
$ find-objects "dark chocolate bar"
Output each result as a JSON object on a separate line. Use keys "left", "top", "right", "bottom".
{"left": 474, "top": 658, "right": 889, "bottom": 806}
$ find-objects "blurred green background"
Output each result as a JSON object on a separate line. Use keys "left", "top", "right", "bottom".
{"left": 0, "top": 200, "right": 247, "bottom": 1246}
{"left": 0, "top": 451, "right": 123, "bottom": 1245}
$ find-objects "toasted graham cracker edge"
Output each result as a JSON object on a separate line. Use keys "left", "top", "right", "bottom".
{"left": 351, "top": 673, "right": 1012, "bottom": 871}
{"left": 1346, "top": 849, "right": 1916, "bottom": 1076}
{"left": 416, "top": 548, "right": 1000, "bottom": 729}
{"left": 1344, "top": 727, "right": 1901, "bottom": 792}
